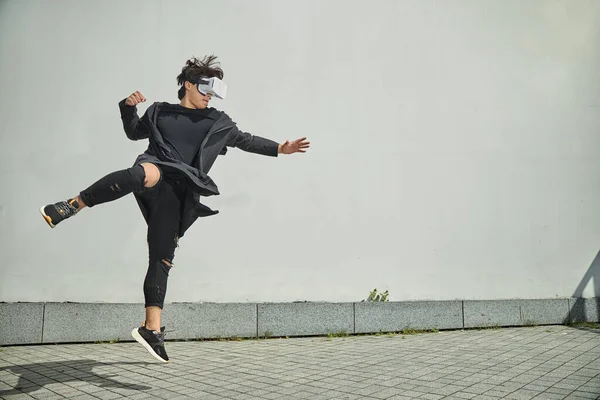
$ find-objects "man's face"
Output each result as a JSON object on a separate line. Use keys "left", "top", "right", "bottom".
{"left": 185, "top": 82, "right": 212, "bottom": 109}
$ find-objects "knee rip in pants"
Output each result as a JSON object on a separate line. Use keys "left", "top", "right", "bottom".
{"left": 129, "top": 164, "right": 155, "bottom": 194}
{"left": 159, "top": 235, "right": 178, "bottom": 267}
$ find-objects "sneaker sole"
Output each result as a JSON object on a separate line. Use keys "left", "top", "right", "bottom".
{"left": 39, "top": 206, "right": 56, "bottom": 228}
{"left": 131, "top": 328, "right": 169, "bottom": 363}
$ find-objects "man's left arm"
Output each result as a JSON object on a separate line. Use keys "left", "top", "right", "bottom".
{"left": 227, "top": 126, "right": 310, "bottom": 156}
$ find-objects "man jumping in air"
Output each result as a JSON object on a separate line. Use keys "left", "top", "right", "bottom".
{"left": 39, "top": 55, "right": 310, "bottom": 363}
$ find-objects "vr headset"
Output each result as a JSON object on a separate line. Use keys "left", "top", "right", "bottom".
{"left": 196, "top": 76, "right": 227, "bottom": 99}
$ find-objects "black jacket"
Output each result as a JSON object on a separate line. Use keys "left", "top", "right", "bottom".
{"left": 119, "top": 99, "right": 280, "bottom": 237}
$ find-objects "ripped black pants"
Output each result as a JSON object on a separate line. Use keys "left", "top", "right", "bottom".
{"left": 79, "top": 164, "right": 182, "bottom": 309}
{"left": 141, "top": 176, "right": 183, "bottom": 309}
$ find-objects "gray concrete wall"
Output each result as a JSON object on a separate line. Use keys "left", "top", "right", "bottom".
{"left": 1, "top": 298, "right": 598, "bottom": 345}
{"left": 1, "top": 1, "right": 599, "bottom": 305}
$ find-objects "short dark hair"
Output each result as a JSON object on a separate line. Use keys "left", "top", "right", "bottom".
{"left": 177, "top": 55, "right": 224, "bottom": 100}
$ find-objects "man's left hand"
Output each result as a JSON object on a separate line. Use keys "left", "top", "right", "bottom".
{"left": 279, "top": 137, "right": 310, "bottom": 154}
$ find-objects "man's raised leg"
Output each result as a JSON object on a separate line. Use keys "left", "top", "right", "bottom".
{"left": 40, "top": 163, "right": 160, "bottom": 228}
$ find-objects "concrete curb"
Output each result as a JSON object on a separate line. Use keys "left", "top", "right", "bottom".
{"left": 0, "top": 298, "right": 597, "bottom": 345}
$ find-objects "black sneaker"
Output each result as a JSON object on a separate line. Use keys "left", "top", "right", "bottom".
{"left": 131, "top": 325, "right": 169, "bottom": 363}
{"left": 40, "top": 199, "right": 80, "bottom": 228}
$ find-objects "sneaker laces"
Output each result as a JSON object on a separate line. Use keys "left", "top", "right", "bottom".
{"left": 154, "top": 330, "right": 166, "bottom": 343}
{"left": 56, "top": 201, "right": 78, "bottom": 217}
{"left": 141, "top": 322, "right": 171, "bottom": 341}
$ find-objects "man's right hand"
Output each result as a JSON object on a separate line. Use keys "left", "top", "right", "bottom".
{"left": 125, "top": 91, "right": 146, "bottom": 107}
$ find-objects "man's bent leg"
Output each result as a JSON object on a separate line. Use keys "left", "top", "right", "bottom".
{"left": 79, "top": 163, "right": 159, "bottom": 207}
{"left": 40, "top": 163, "right": 160, "bottom": 228}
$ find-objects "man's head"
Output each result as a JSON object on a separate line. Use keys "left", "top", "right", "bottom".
{"left": 177, "top": 55, "right": 225, "bottom": 109}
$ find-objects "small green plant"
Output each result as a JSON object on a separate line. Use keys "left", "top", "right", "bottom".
{"left": 400, "top": 328, "right": 438, "bottom": 335}
{"left": 262, "top": 330, "right": 273, "bottom": 339}
{"left": 363, "top": 288, "right": 389, "bottom": 302}
{"left": 327, "top": 331, "right": 349, "bottom": 338}
{"left": 95, "top": 338, "right": 120, "bottom": 344}
{"left": 220, "top": 336, "right": 243, "bottom": 341}
{"left": 476, "top": 324, "right": 501, "bottom": 330}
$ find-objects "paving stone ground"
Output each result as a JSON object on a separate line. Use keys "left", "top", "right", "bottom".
{"left": 0, "top": 325, "right": 599, "bottom": 399}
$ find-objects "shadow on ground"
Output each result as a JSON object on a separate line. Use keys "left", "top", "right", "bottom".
{"left": 0, "top": 359, "right": 152, "bottom": 396}
{"left": 569, "top": 249, "right": 600, "bottom": 330}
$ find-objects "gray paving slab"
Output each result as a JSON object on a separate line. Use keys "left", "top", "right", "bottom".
{"left": 569, "top": 297, "right": 600, "bottom": 323}
{"left": 0, "top": 325, "right": 599, "bottom": 399}
{"left": 257, "top": 302, "right": 353, "bottom": 337}
{"left": 42, "top": 303, "right": 142, "bottom": 344}
{"left": 463, "top": 299, "right": 571, "bottom": 328}
{"left": 42, "top": 302, "right": 258, "bottom": 344}
{"left": 355, "top": 301, "right": 463, "bottom": 333}
{"left": 161, "top": 302, "right": 257, "bottom": 339}
{"left": 0, "top": 303, "right": 44, "bottom": 345}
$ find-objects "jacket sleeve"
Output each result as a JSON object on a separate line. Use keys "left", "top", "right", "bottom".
{"left": 118, "top": 98, "right": 151, "bottom": 140}
{"left": 225, "top": 125, "right": 280, "bottom": 157}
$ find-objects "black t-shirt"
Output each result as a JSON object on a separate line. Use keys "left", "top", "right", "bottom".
{"left": 156, "top": 104, "right": 217, "bottom": 165}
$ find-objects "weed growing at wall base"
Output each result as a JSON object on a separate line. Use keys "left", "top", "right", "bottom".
{"left": 327, "top": 331, "right": 349, "bottom": 338}
{"left": 94, "top": 338, "right": 120, "bottom": 344}
{"left": 568, "top": 322, "right": 600, "bottom": 329}
{"left": 362, "top": 288, "right": 389, "bottom": 302}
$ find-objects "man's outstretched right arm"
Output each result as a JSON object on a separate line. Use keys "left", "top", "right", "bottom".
{"left": 118, "top": 90, "right": 150, "bottom": 140}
